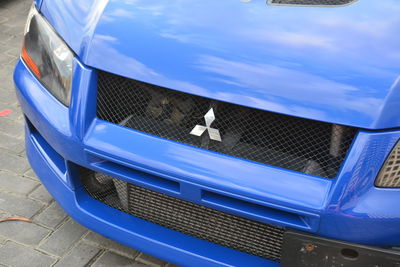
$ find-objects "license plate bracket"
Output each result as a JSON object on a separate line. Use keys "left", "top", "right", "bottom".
{"left": 281, "top": 231, "right": 400, "bottom": 267}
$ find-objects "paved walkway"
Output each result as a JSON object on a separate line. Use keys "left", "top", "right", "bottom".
{"left": 0, "top": 0, "right": 174, "bottom": 266}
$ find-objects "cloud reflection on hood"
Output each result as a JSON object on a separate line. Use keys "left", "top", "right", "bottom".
{"left": 86, "top": 0, "right": 400, "bottom": 128}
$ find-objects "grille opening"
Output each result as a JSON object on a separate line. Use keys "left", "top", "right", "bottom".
{"left": 375, "top": 141, "right": 400, "bottom": 188}
{"left": 268, "top": 0, "right": 357, "bottom": 6}
{"left": 79, "top": 168, "right": 285, "bottom": 262}
{"left": 97, "top": 71, "right": 357, "bottom": 178}
{"left": 202, "top": 190, "right": 311, "bottom": 230}
{"left": 25, "top": 116, "right": 67, "bottom": 175}
{"left": 89, "top": 157, "right": 180, "bottom": 193}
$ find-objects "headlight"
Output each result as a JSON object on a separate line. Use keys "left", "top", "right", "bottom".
{"left": 375, "top": 141, "right": 400, "bottom": 188}
{"left": 22, "top": 6, "right": 74, "bottom": 106}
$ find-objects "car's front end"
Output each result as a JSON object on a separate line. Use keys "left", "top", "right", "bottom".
{"left": 14, "top": 0, "right": 400, "bottom": 266}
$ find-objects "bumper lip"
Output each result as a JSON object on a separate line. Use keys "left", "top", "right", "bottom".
{"left": 25, "top": 121, "right": 277, "bottom": 267}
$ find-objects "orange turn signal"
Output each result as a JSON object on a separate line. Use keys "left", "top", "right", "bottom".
{"left": 21, "top": 44, "right": 41, "bottom": 78}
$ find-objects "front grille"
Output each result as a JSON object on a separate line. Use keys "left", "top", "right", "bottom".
{"left": 97, "top": 71, "right": 357, "bottom": 178}
{"left": 80, "top": 169, "right": 285, "bottom": 261}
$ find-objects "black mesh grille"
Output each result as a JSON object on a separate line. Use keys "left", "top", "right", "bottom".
{"left": 80, "top": 169, "right": 285, "bottom": 261}
{"left": 97, "top": 71, "right": 357, "bottom": 178}
{"left": 268, "top": 0, "right": 356, "bottom": 6}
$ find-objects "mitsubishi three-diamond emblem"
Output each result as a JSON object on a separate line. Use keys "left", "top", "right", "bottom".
{"left": 190, "top": 108, "right": 222, "bottom": 142}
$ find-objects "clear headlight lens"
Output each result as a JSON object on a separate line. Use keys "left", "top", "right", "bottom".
{"left": 375, "top": 141, "right": 400, "bottom": 188}
{"left": 22, "top": 6, "right": 74, "bottom": 106}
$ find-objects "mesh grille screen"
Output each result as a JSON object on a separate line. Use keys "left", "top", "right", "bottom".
{"left": 97, "top": 71, "right": 357, "bottom": 178}
{"left": 80, "top": 169, "right": 285, "bottom": 261}
{"left": 375, "top": 142, "right": 400, "bottom": 188}
{"left": 269, "top": 0, "right": 356, "bottom": 6}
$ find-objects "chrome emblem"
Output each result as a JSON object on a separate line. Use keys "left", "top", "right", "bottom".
{"left": 190, "top": 108, "right": 222, "bottom": 142}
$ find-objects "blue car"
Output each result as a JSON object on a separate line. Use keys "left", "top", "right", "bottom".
{"left": 14, "top": 0, "right": 400, "bottom": 266}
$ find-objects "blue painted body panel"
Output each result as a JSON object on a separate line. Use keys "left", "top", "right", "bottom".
{"left": 14, "top": 0, "right": 400, "bottom": 264}
{"left": 41, "top": 0, "right": 400, "bottom": 129}
{"left": 34, "top": 0, "right": 43, "bottom": 9}
{"left": 24, "top": 117, "right": 275, "bottom": 267}
{"left": 14, "top": 56, "right": 400, "bottom": 265}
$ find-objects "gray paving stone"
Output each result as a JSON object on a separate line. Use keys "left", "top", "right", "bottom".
{"left": 0, "top": 44, "right": 10, "bottom": 58}
{"left": 18, "top": 148, "right": 26, "bottom": 156}
{"left": 0, "top": 220, "right": 51, "bottom": 246}
{"left": 0, "top": 117, "right": 24, "bottom": 138}
{"left": 0, "top": 210, "right": 12, "bottom": 219}
{"left": 84, "top": 231, "right": 139, "bottom": 258}
{"left": 0, "top": 102, "right": 23, "bottom": 121}
{"left": 0, "top": 191, "right": 44, "bottom": 217}
{"left": 0, "top": 68, "right": 15, "bottom": 85}
{"left": 11, "top": 4, "right": 30, "bottom": 16}
{"left": 29, "top": 184, "right": 53, "bottom": 203}
{"left": 0, "top": 65, "right": 14, "bottom": 82}
{"left": 0, "top": 32, "right": 12, "bottom": 45}
{"left": 3, "top": 25, "right": 24, "bottom": 36}
{"left": 34, "top": 201, "right": 67, "bottom": 229}
{"left": 55, "top": 241, "right": 101, "bottom": 267}
{"left": 0, "top": 241, "right": 56, "bottom": 267}
{"left": 39, "top": 219, "right": 88, "bottom": 256}
{"left": 8, "top": 56, "right": 18, "bottom": 67}
{"left": 136, "top": 253, "right": 167, "bottom": 267}
{"left": 0, "top": 90, "right": 18, "bottom": 104}
{"left": 0, "top": 132, "right": 25, "bottom": 154}
{"left": 91, "top": 251, "right": 136, "bottom": 267}
{"left": 5, "top": 35, "right": 23, "bottom": 50}
{"left": 0, "top": 148, "right": 30, "bottom": 174}
{"left": 0, "top": 213, "right": 10, "bottom": 245}
{"left": 0, "top": 53, "right": 14, "bottom": 65}
{"left": 5, "top": 45, "right": 21, "bottom": 56}
{"left": 0, "top": 170, "right": 39, "bottom": 194}
{"left": 0, "top": 14, "right": 9, "bottom": 25}
{"left": 24, "top": 168, "right": 39, "bottom": 181}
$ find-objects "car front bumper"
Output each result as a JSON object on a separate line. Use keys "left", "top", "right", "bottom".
{"left": 14, "top": 58, "right": 400, "bottom": 266}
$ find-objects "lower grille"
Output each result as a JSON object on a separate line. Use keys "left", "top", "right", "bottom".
{"left": 80, "top": 169, "right": 285, "bottom": 261}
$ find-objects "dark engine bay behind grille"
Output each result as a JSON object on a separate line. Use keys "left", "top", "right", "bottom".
{"left": 80, "top": 169, "right": 285, "bottom": 261}
{"left": 96, "top": 71, "right": 357, "bottom": 178}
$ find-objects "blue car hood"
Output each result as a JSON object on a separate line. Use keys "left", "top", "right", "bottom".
{"left": 41, "top": 0, "right": 400, "bottom": 129}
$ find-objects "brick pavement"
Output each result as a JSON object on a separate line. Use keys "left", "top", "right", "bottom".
{"left": 0, "top": 1, "right": 174, "bottom": 266}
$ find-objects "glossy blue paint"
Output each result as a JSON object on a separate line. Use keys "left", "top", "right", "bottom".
{"left": 34, "top": 0, "right": 43, "bottom": 9}
{"left": 14, "top": 0, "right": 400, "bottom": 264}
{"left": 41, "top": 0, "right": 400, "bottom": 129}
{"left": 24, "top": 123, "right": 276, "bottom": 267}
{"left": 323, "top": 130, "right": 400, "bottom": 243}
{"left": 14, "top": 55, "right": 400, "bottom": 267}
